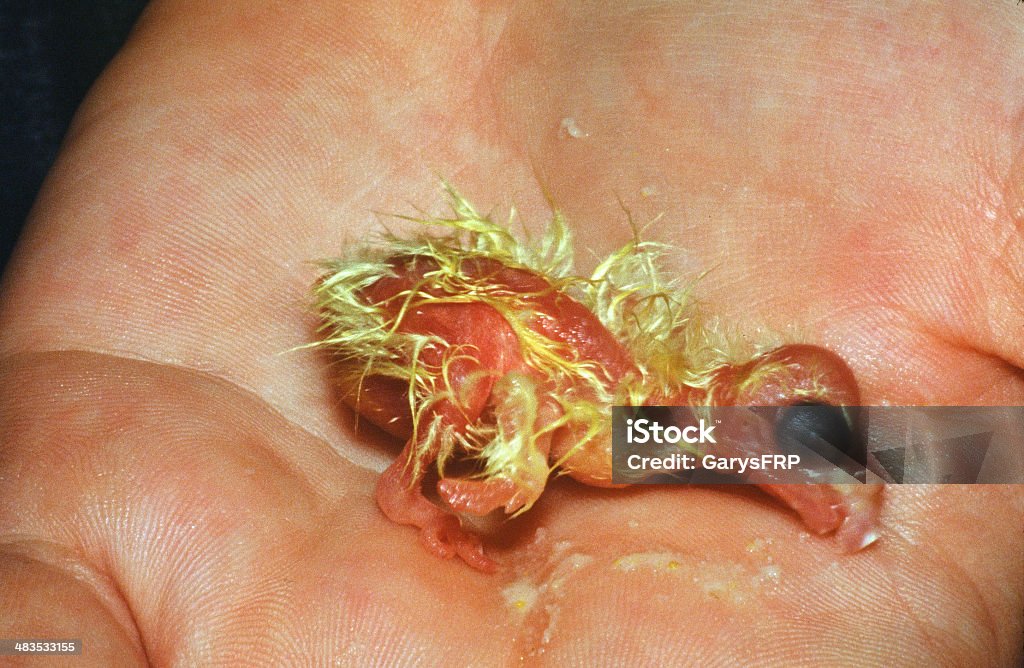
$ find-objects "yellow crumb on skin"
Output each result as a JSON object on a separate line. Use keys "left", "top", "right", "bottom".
{"left": 502, "top": 579, "right": 539, "bottom": 614}
{"left": 745, "top": 536, "right": 774, "bottom": 553}
{"left": 612, "top": 551, "right": 784, "bottom": 605}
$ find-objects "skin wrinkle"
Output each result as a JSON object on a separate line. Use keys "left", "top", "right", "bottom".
{"left": 891, "top": 484, "right": 1024, "bottom": 660}
{"left": 0, "top": 351, "right": 388, "bottom": 663}
{"left": 0, "top": 538, "right": 146, "bottom": 651}
{"left": 886, "top": 538, "right": 990, "bottom": 661}
{"left": 0, "top": 349, "right": 362, "bottom": 518}
{"left": 2, "top": 345, "right": 367, "bottom": 470}
{"left": 853, "top": 537, "right": 956, "bottom": 665}
{"left": 926, "top": 528, "right": 1001, "bottom": 657}
{"left": 0, "top": 547, "right": 150, "bottom": 665}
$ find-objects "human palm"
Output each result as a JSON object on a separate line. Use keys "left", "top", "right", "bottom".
{"left": 1, "top": 2, "right": 1021, "bottom": 665}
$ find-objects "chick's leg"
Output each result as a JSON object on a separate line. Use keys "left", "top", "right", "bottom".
{"left": 757, "top": 482, "right": 882, "bottom": 551}
{"left": 708, "top": 344, "right": 883, "bottom": 552}
{"left": 376, "top": 435, "right": 496, "bottom": 573}
{"left": 373, "top": 349, "right": 498, "bottom": 572}
{"left": 438, "top": 372, "right": 558, "bottom": 516}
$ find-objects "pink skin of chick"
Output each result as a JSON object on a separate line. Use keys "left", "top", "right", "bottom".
{"left": 344, "top": 256, "right": 882, "bottom": 572}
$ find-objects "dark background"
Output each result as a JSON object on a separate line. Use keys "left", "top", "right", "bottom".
{"left": 1, "top": 1, "right": 148, "bottom": 278}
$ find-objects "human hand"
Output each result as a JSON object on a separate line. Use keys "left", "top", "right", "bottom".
{"left": 1, "top": 2, "right": 1021, "bottom": 664}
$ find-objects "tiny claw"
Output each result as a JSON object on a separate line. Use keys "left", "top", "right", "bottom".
{"left": 456, "top": 538, "right": 499, "bottom": 574}
{"left": 841, "top": 524, "right": 880, "bottom": 552}
{"left": 833, "top": 484, "right": 884, "bottom": 553}
{"left": 420, "top": 519, "right": 458, "bottom": 560}
{"left": 419, "top": 515, "right": 498, "bottom": 572}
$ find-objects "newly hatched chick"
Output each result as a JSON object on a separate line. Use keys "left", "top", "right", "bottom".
{"left": 313, "top": 186, "right": 882, "bottom": 572}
